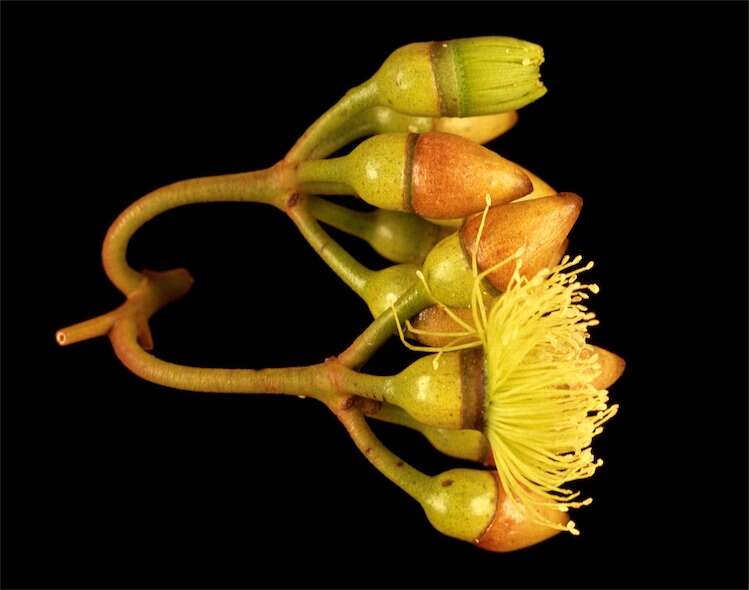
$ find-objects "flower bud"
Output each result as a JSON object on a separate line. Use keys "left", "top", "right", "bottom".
{"left": 369, "top": 107, "right": 518, "bottom": 145}
{"left": 372, "top": 403, "right": 490, "bottom": 463}
{"left": 366, "top": 209, "right": 452, "bottom": 265}
{"left": 460, "top": 193, "right": 582, "bottom": 291}
{"left": 420, "top": 199, "right": 573, "bottom": 308}
{"left": 410, "top": 132, "right": 532, "bottom": 218}
{"left": 308, "top": 197, "right": 451, "bottom": 265}
{"left": 432, "top": 111, "right": 518, "bottom": 144}
{"left": 407, "top": 305, "right": 477, "bottom": 348}
{"left": 422, "top": 162, "right": 554, "bottom": 229}
{"left": 473, "top": 475, "right": 569, "bottom": 552}
{"left": 373, "top": 37, "right": 545, "bottom": 117}
{"left": 297, "top": 132, "right": 532, "bottom": 219}
{"left": 418, "top": 469, "right": 567, "bottom": 552}
{"left": 515, "top": 165, "right": 557, "bottom": 200}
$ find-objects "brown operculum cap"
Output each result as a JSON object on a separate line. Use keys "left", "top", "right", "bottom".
{"left": 410, "top": 132, "right": 532, "bottom": 219}
{"left": 584, "top": 345, "right": 626, "bottom": 389}
{"left": 460, "top": 193, "right": 582, "bottom": 292}
{"left": 474, "top": 474, "right": 568, "bottom": 552}
{"left": 408, "top": 306, "right": 476, "bottom": 348}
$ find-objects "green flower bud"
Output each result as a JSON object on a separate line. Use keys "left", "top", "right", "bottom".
{"left": 373, "top": 37, "right": 546, "bottom": 117}
{"left": 419, "top": 469, "right": 568, "bottom": 552}
{"left": 365, "top": 209, "right": 451, "bottom": 265}
{"left": 420, "top": 469, "right": 498, "bottom": 543}
{"left": 307, "top": 197, "right": 450, "bottom": 265}
{"left": 420, "top": 194, "right": 581, "bottom": 305}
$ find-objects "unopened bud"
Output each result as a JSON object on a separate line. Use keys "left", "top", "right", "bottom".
{"left": 419, "top": 469, "right": 567, "bottom": 552}
{"left": 297, "top": 132, "right": 532, "bottom": 219}
{"left": 411, "top": 132, "right": 532, "bottom": 218}
{"left": 515, "top": 165, "right": 557, "bottom": 200}
{"left": 474, "top": 475, "right": 569, "bottom": 552}
{"left": 373, "top": 37, "right": 546, "bottom": 117}
{"left": 370, "top": 107, "right": 518, "bottom": 145}
{"left": 432, "top": 111, "right": 518, "bottom": 144}
{"left": 407, "top": 306, "right": 476, "bottom": 348}
{"left": 461, "top": 193, "right": 582, "bottom": 291}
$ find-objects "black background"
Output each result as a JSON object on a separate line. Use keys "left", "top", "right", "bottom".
{"left": 2, "top": 2, "right": 748, "bottom": 589}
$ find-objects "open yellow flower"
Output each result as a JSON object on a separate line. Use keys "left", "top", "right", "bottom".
{"left": 395, "top": 200, "right": 620, "bottom": 536}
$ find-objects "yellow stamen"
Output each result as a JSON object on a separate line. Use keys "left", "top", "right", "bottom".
{"left": 392, "top": 199, "right": 618, "bottom": 534}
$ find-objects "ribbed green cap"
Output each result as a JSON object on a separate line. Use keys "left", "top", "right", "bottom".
{"left": 432, "top": 36, "right": 546, "bottom": 117}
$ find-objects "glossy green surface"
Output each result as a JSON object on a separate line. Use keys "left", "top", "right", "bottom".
{"left": 387, "top": 352, "right": 464, "bottom": 429}
{"left": 373, "top": 403, "right": 489, "bottom": 462}
{"left": 421, "top": 233, "right": 475, "bottom": 307}
{"left": 373, "top": 43, "right": 441, "bottom": 117}
{"left": 362, "top": 264, "right": 420, "bottom": 317}
{"left": 346, "top": 133, "right": 410, "bottom": 211}
{"left": 420, "top": 469, "right": 497, "bottom": 542}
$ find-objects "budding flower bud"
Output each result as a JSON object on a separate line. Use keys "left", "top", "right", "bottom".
{"left": 373, "top": 37, "right": 546, "bottom": 117}
{"left": 432, "top": 111, "right": 518, "bottom": 144}
{"left": 419, "top": 195, "right": 577, "bottom": 306}
{"left": 473, "top": 475, "right": 570, "bottom": 552}
{"left": 461, "top": 193, "right": 582, "bottom": 292}
{"left": 419, "top": 469, "right": 567, "bottom": 552}
{"left": 411, "top": 132, "right": 532, "bottom": 218}
{"left": 297, "top": 132, "right": 532, "bottom": 219}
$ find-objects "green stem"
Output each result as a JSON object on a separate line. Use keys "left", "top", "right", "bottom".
{"left": 103, "top": 164, "right": 294, "bottom": 295}
{"left": 329, "top": 402, "right": 430, "bottom": 501}
{"left": 111, "top": 319, "right": 325, "bottom": 395}
{"left": 339, "top": 282, "right": 431, "bottom": 369}
{"left": 366, "top": 403, "right": 490, "bottom": 463}
{"left": 333, "top": 366, "right": 392, "bottom": 402}
{"left": 295, "top": 157, "right": 351, "bottom": 195}
{"left": 305, "top": 196, "right": 372, "bottom": 242}
{"left": 287, "top": 197, "right": 373, "bottom": 295}
{"left": 285, "top": 81, "right": 378, "bottom": 164}
{"left": 306, "top": 116, "right": 374, "bottom": 161}
{"left": 305, "top": 106, "right": 435, "bottom": 161}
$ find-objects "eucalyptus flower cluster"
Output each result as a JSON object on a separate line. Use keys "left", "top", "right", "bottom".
{"left": 58, "top": 37, "right": 623, "bottom": 552}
